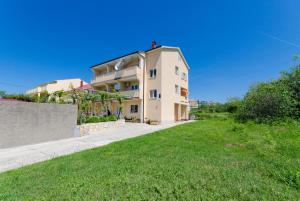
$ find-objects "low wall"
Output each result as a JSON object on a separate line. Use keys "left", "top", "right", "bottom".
{"left": 0, "top": 102, "right": 77, "bottom": 149}
{"left": 77, "top": 119, "right": 125, "bottom": 136}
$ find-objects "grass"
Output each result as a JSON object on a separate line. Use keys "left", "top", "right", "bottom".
{"left": 0, "top": 117, "right": 300, "bottom": 200}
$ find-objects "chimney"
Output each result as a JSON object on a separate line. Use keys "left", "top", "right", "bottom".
{"left": 151, "top": 41, "right": 157, "bottom": 49}
{"left": 80, "top": 80, "right": 83, "bottom": 87}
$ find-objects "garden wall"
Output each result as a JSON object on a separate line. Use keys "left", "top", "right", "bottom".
{"left": 77, "top": 119, "right": 125, "bottom": 136}
{"left": 0, "top": 102, "right": 77, "bottom": 149}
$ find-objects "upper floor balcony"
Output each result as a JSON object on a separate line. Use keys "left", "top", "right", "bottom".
{"left": 91, "top": 65, "right": 142, "bottom": 85}
{"left": 120, "top": 90, "right": 140, "bottom": 98}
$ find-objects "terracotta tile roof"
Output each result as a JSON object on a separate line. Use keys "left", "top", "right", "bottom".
{"left": 76, "top": 84, "right": 92, "bottom": 90}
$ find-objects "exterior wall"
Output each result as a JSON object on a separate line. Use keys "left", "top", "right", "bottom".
{"left": 123, "top": 99, "right": 142, "bottom": 120}
{"left": 26, "top": 79, "right": 87, "bottom": 95}
{"left": 144, "top": 50, "right": 162, "bottom": 122}
{"left": 160, "top": 50, "right": 189, "bottom": 123}
{"left": 46, "top": 79, "right": 87, "bottom": 93}
{"left": 0, "top": 102, "right": 77, "bottom": 149}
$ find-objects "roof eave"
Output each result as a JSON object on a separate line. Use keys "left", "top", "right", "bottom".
{"left": 90, "top": 51, "right": 141, "bottom": 69}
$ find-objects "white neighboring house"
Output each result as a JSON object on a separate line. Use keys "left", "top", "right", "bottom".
{"left": 26, "top": 78, "right": 88, "bottom": 96}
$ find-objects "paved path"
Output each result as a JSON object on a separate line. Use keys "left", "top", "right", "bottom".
{"left": 0, "top": 121, "right": 192, "bottom": 173}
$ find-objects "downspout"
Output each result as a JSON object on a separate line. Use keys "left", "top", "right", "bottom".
{"left": 138, "top": 52, "right": 146, "bottom": 123}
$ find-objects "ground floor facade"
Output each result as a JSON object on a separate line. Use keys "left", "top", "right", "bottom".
{"left": 96, "top": 99, "right": 189, "bottom": 124}
{"left": 114, "top": 99, "right": 189, "bottom": 124}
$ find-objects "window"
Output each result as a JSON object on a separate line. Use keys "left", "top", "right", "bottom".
{"left": 181, "top": 72, "right": 187, "bottom": 81}
{"left": 150, "top": 69, "right": 157, "bottom": 78}
{"left": 131, "top": 85, "right": 139, "bottom": 90}
{"left": 175, "top": 66, "right": 179, "bottom": 75}
{"left": 114, "top": 83, "right": 121, "bottom": 91}
{"left": 175, "top": 85, "right": 179, "bottom": 94}
{"left": 150, "top": 89, "right": 157, "bottom": 99}
{"left": 130, "top": 105, "right": 138, "bottom": 113}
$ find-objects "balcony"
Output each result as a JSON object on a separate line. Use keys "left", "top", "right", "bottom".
{"left": 120, "top": 90, "right": 140, "bottom": 98}
{"left": 92, "top": 66, "right": 142, "bottom": 85}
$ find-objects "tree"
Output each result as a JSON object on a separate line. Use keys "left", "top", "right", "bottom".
{"left": 236, "top": 81, "right": 294, "bottom": 122}
{"left": 50, "top": 90, "right": 66, "bottom": 103}
{"left": 280, "top": 65, "right": 300, "bottom": 119}
{"left": 0, "top": 90, "right": 5, "bottom": 98}
{"left": 224, "top": 97, "right": 241, "bottom": 113}
{"left": 68, "top": 89, "right": 125, "bottom": 124}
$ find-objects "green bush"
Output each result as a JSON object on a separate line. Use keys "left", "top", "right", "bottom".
{"left": 236, "top": 80, "right": 294, "bottom": 123}
{"left": 85, "top": 116, "right": 100, "bottom": 123}
{"left": 224, "top": 97, "right": 242, "bottom": 113}
{"left": 194, "top": 112, "right": 229, "bottom": 120}
{"left": 2, "top": 93, "right": 37, "bottom": 102}
{"left": 235, "top": 65, "right": 300, "bottom": 123}
{"left": 84, "top": 115, "right": 118, "bottom": 124}
{"left": 107, "top": 115, "right": 117, "bottom": 121}
{"left": 280, "top": 65, "right": 300, "bottom": 119}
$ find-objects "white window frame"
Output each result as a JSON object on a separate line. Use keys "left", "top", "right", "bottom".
{"left": 150, "top": 68, "right": 157, "bottom": 78}
{"left": 130, "top": 105, "right": 138, "bottom": 113}
{"left": 131, "top": 84, "right": 139, "bottom": 90}
{"left": 149, "top": 89, "right": 158, "bottom": 99}
{"left": 114, "top": 83, "right": 121, "bottom": 91}
{"left": 175, "top": 84, "right": 179, "bottom": 94}
{"left": 175, "top": 66, "right": 179, "bottom": 75}
{"left": 181, "top": 72, "right": 186, "bottom": 81}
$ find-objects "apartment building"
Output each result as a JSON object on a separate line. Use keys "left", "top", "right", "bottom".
{"left": 91, "top": 42, "right": 189, "bottom": 123}
{"left": 26, "top": 78, "right": 88, "bottom": 96}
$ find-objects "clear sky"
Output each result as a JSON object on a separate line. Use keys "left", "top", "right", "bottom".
{"left": 0, "top": 0, "right": 299, "bottom": 102}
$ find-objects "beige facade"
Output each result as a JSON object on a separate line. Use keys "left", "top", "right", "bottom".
{"left": 26, "top": 78, "right": 87, "bottom": 95}
{"left": 91, "top": 46, "right": 189, "bottom": 124}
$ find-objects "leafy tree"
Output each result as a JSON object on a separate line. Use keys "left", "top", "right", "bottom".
{"left": 0, "top": 90, "right": 5, "bottom": 98}
{"left": 224, "top": 97, "right": 242, "bottom": 113}
{"left": 68, "top": 89, "right": 125, "bottom": 124}
{"left": 236, "top": 81, "right": 294, "bottom": 122}
{"left": 280, "top": 65, "right": 300, "bottom": 119}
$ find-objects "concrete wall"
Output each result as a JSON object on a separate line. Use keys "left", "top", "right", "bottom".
{"left": 0, "top": 102, "right": 77, "bottom": 149}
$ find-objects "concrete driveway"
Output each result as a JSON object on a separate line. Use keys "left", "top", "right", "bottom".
{"left": 0, "top": 121, "right": 192, "bottom": 173}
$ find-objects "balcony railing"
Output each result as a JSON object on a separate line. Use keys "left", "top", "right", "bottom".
{"left": 92, "top": 66, "right": 141, "bottom": 84}
{"left": 120, "top": 90, "right": 140, "bottom": 98}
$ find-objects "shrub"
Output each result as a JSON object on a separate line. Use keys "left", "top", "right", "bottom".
{"left": 84, "top": 115, "right": 118, "bottom": 124}
{"left": 280, "top": 65, "right": 300, "bottom": 119}
{"left": 224, "top": 97, "right": 242, "bottom": 113}
{"left": 194, "top": 112, "right": 229, "bottom": 120}
{"left": 234, "top": 65, "right": 300, "bottom": 123}
{"left": 0, "top": 90, "right": 5, "bottom": 98}
{"left": 236, "top": 81, "right": 294, "bottom": 123}
{"left": 85, "top": 116, "right": 100, "bottom": 123}
{"left": 2, "top": 93, "right": 37, "bottom": 102}
{"left": 107, "top": 115, "right": 117, "bottom": 121}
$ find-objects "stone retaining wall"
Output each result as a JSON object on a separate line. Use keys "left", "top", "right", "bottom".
{"left": 77, "top": 119, "right": 125, "bottom": 136}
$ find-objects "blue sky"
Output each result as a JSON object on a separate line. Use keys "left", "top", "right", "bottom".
{"left": 0, "top": 0, "right": 299, "bottom": 102}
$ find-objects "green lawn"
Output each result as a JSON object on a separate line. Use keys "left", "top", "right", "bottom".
{"left": 1, "top": 117, "right": 300, "bottom": 200}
